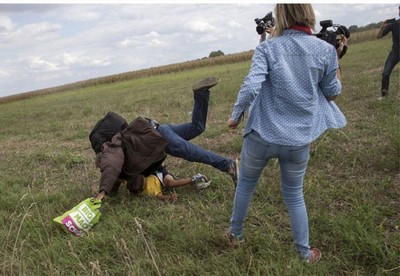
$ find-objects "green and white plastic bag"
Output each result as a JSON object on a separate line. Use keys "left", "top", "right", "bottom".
{"left": 53, "top": 198, "right": 102, "bottom": 237}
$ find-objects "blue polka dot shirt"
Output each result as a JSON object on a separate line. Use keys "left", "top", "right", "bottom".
{"left": 231, "top": 29, "right": 347, "bottom": 146}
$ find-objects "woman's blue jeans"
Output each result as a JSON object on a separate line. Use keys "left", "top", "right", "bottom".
{"left": 230, "top": 131, "right": 311, "bottom": 257}
{"left": 157, "top": 91, "right": 232, "bottom": 172}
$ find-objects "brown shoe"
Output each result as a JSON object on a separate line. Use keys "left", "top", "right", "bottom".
{"left": 192, "top": 77, "right": 220, "bottom": 92}
{"left": 224, "top": 228, "right": 244, "bottom": 244}
{"left": 306, "top": 248, "right": 321, "bottom": 264}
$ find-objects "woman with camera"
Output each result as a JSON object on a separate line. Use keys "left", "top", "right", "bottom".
{"left": 225, "top": 4, "right": 347, "bottom": 264}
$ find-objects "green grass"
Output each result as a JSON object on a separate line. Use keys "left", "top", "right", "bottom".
{"left": 0, "top": 38, "right": 399, "bottom": 275}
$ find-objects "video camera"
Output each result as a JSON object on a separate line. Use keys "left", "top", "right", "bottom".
{"left": 254, "top": 12, "right": 274, "bottom": 35}
{"left": 314, "top": 20, "right": 350, "bottom": 58}
{"left": 314, "top": 20, "right": 350, "bottom": 49}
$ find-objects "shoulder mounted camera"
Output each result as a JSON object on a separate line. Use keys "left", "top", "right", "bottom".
{"left": 314, "top": 20, "right": 350, "bottom": 58}
{"left": 314, "top": 20, "right": 350, "bottom": 48}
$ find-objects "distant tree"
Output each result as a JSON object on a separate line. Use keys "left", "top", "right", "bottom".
{"left": 209, "top": 50, "right": 224, "bottom": 58}
{"left": 349, "top": 25, "right": 358, "bottom": 33}
{"left": 364, "top": 23, "right": 381, "bottom": 30}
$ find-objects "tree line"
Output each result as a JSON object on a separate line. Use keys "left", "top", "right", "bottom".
{"left": 348, "top": 20, "right": 390, "bottom": 34}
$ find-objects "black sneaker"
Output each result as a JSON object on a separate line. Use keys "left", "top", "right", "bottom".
{"left": 378, "top": 89, "right": 388, "bottom": 100}
{"left": 192, "top": 77, "right": 220, "bottom": 92}
{"left": 228, "top": 159, "right": 239, "bottom": 188}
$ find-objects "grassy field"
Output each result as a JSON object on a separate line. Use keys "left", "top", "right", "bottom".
{"left": 0, "top": 37, "right": 399, "bottom": 275}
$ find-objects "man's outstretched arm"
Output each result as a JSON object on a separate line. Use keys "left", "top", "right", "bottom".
{"left": 377, "top": 21, "right": 389, "bottom": 39}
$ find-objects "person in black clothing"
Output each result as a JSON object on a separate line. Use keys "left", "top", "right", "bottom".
{"left": 377, "top": 6, "right": 400, "bottom": 99}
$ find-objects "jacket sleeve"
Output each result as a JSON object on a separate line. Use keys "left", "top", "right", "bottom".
{"left": 98, "top": 134, "right": 125, "bottom": 194}
{"left": 231, "top": 44, "right": 268, "bottom": 122}
{"left": 319, "top": 47, "right": 342, "bottom": 98}
{"left": 382, "top": 23, "right": 392, "bottom": 38}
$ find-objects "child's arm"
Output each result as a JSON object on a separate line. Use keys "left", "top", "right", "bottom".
{"left": 163, "top": 174, "right": 192, "bottom": 188}
{"left": 156, "top": 191, "right": 178, "bottom": 203}
{"left": 164, "top": 173, "right": 211, "bottom": 190}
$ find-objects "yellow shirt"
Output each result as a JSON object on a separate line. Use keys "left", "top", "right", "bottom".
{"left": 141, "top": 175, "right": 162, "bottom": 197}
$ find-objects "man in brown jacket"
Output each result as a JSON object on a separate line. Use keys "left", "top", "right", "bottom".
{"left": 95, "top": 77, "right": 238, "bottom": 200}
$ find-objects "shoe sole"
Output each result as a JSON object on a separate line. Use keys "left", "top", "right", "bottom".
{"left": 306, "top": 248, "right": 321, "bottom": 264}
{"left": 196, "top": 180, "right": 212, "bottom": 190}
{"left": 192, "top": 77, "right": 220, "bottom": 92}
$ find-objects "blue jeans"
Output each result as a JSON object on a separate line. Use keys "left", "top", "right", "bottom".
{"left": 230, "top": 131, "right": 311, "bottom": 258}
{"left": 157, "top": 91, "right": 232, "bottom": 172}
{"left": 381, "top": 50, "right": 399, "bottom": 93}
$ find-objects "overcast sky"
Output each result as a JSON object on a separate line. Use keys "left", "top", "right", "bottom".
{"left": 0, "top": 2, "right": 398, "bottom": 97}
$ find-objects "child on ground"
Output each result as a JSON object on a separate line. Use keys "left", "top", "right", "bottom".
{"left": 127, "top": 165, "right": 211, "bottom": 202}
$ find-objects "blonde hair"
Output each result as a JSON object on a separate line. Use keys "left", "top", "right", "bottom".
{"left": 272, "top": 4, "right": 316, "bottom": 37}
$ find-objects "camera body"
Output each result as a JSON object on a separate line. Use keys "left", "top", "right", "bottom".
{"left": 314, "top": 20, "right": 337, "bottom": 47}
{"left": 314, "top": 20, "right": 350, "bottom": 59}
{"left": 254, "top": 12, "right": 274, "bottom": 35}
{"left": 314, "top": 20, "right": 350, "bottom": 48}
